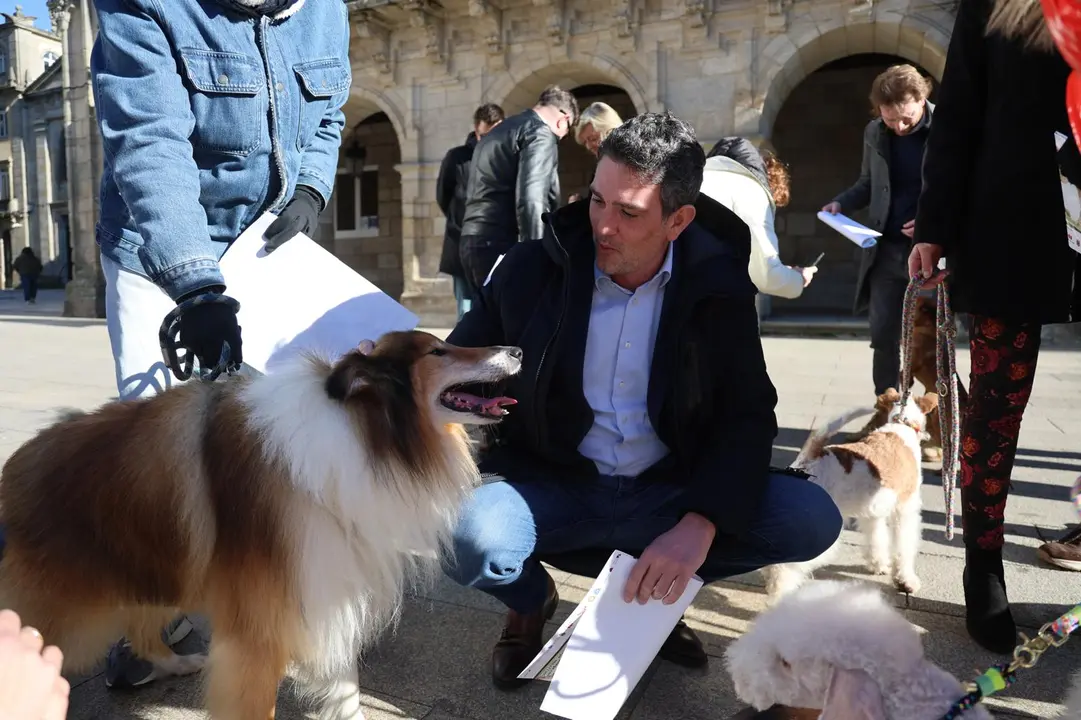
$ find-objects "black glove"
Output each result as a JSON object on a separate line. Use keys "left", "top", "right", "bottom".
{"left": 174, "top": 289, "right": 243, "bottom": 375}
{"left": 263, "top": 185, "right": 323, "bottom": 252}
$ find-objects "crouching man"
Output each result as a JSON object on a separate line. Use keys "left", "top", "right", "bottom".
{"left": 442, "top": 112, "right": 843, "bottom": 688}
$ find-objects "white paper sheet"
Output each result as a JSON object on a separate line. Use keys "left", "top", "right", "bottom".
{"left": 217, "top": 212, "right": 419, "bottom": 375}
{"left": 817, "top": 211, "right": 881, "bottom": 249}
{"left": 529, "top": 550, "right": 703, "bottom": 720}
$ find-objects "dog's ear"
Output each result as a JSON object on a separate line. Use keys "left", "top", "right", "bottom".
{"left": 820, "top": 667, "right": 887, "bottom": 720}
{"left": 918, "top": 392, "right": 940, "bottom": 415}
{"left": 325, "top": 351, "right": 397, "bottom": 401}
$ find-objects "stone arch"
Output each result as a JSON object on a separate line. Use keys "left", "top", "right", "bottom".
{"left": 344, "top": 85, "right": 411, "bottom": 151}
{"left": 756, "top": 11, "right": 953, "bottom": 139}
{"left": 486, "top": 54, "right": 652, "bottom": 117}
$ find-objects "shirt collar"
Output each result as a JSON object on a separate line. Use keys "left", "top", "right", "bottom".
{"left": 594, "top": 240, "right": 675, "bottom": 292}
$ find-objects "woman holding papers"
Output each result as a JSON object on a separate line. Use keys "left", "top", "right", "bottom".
{"left": 699, "top": 138, "right": 816, "bottom": 303}
{"left": 88, "top": 0, "right": 350, "bottom": 690}
{"left": 910, "top": 0, "right": 1081, "bottom": 656}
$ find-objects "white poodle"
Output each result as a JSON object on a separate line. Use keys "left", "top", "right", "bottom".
{"left": 725, "top": 580, "right": 994, "bottom": 719}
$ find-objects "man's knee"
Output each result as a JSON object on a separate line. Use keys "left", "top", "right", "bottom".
{"left": 761, "top": 473, "right": 843, "bottom": 564}
{"left": 788, "top": 480, "right": 843, "bottom": 562}
{"left": 442, "top": 482, "right": 534, "bottom": 589}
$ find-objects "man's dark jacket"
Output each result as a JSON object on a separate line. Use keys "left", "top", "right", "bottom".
{"left": 446, "top": 195, "right": 780, "bottom": 535}
{"left": 459, "top": 109, "right": 561, "bottom": 247}
{"left": 436, "top": 132, "right": 478, "bottom": 278}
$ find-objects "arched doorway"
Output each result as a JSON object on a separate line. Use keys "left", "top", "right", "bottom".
{"left": 561, "top": 83, "right": 636, "bottom": 202}
{"left": 768, "top": 54, "right": 939, "bottom": 317}
{"left": 330, "top": 96, "right": 404, "bottom": 301}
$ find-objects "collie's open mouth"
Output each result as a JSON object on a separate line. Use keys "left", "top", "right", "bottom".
{"left": 440, "top": 386, "right": 517, "bottom": 418}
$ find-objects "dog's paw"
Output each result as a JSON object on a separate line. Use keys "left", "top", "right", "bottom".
{"left": 866, "top": 558, "right": 891, "bottom": 576}
{"left": 894, "top": 575, "right": 921, "bottom": 595}
{"left": 921, "top": 446, "right": 943, "bottom": 463}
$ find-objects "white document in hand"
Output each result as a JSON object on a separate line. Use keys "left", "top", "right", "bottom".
{"left": 217, "top": 212, "right": 419, "bottom": 375}
{"left": 520, "top": 550, "right": 703, "bottom": 720}
{"left": 817, "top": 211, "right": 881, "bottom": 248}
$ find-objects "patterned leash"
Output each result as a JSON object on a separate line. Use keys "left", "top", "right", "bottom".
{"left": 897, "top": 274, "right": 962, "bottom": 540}
{"left": 941, "top": 476, "right": 1081, "bottom": 718}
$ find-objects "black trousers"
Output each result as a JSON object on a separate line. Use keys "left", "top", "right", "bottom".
{"left": 867, "top": 239, "right": 912, "bottom": 395}
{"left": 459, "top": 235, "right": 510, "bottom": 297}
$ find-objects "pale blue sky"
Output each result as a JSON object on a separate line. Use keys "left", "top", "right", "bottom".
{"left": 5, "top": 0, "right": 53, "bottom": 30}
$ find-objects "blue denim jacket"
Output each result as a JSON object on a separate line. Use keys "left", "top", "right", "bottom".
{"left": 90, "top": 0, "right": 351, "bottom": 300}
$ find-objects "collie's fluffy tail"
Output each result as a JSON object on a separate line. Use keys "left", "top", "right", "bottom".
{"left": 792, "top": 407, "right": 876, "bottom": 469}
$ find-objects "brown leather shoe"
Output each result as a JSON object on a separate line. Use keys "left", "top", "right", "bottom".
{"left": 491, "top": 573, "right": 559, "bottom": 690}
{"left": 658, "top": 617, "right": 708, "bottom": 668}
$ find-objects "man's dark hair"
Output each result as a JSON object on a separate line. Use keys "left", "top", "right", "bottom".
{"left": 598, "top": 111, "right": 705, "bottom": 217}
{"left": 473, "top": 103, "right": 505, "bottom": 126}
{"left": 536, "top": 85, "right": 579, "bottom": 127}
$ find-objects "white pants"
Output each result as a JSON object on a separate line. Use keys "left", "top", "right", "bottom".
{"left": 101, "top": 252, "right": 188, "bottom": 400}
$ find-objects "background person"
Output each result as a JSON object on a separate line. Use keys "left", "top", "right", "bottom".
{"left": 910, "top": 0, "right": 1081, "bottom": 654}
{"left": 436, "top": 103, "right": 505, "bottom": 319}
{"left": 822, "top": 64, "right": 935, "bottom": 396}
{"left": 458, "top": 86, "right": 578, "bottom": 293}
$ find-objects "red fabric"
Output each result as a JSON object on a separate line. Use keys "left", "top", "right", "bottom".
{"left": 1042, "top": 0, "right": 1081, "bottom": 144}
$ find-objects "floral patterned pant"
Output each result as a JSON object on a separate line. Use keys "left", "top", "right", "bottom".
{"left": 960, "top": 316, "right": 1042, "bottom": 550}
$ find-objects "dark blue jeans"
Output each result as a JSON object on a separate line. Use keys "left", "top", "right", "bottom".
{"left": 19, "top": 273, "right": 38, "bottom": 302}
{"left": 442, "top": 467, "right": 843, "bottom": 614}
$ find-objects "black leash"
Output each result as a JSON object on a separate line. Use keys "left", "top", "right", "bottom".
{"left": 158, "top": 293, "right": 241, "bottom": 382}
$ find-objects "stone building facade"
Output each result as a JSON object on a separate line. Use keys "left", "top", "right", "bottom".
{"left": 54, "top": 0, "right": 957, "bottom": 326}
{"left": 0, "top": 7, "right": 63, "bottom": 290}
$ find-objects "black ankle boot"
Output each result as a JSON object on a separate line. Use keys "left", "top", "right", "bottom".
{"left": 963, "top": 546, "right": 1017, "bottom": 654}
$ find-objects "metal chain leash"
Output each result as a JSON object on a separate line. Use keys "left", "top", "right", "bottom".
{"left": 898, "top": 274, "right": 961, "bottom": 540}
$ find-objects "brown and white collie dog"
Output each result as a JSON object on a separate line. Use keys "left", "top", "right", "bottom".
{"left": 0, "top": 330, "right": 522, "bottom": 720}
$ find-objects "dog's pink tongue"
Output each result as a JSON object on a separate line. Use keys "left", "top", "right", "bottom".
{"left": 481, "top": 396, "right": 517, "bottom": 416}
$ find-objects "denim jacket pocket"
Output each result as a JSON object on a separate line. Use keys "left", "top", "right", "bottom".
{"left": 178, "top": 49, "right": 265, "bottom": 156}
{"left": 293, "top": 57, "right": 350, "bottom": 153}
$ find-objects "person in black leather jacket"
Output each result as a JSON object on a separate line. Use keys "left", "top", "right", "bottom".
{"left": 436, "top": 103, "right": 505, "bottom": 319}
{"left": 458, "top": 85, "right": 578, "bottom": 292}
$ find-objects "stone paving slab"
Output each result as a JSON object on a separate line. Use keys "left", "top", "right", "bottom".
{"left": 2, "top": 305, "right": 1081, "bottom": 719}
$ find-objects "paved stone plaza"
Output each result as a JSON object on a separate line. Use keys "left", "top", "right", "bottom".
{"left": 2, "top": 289, "right": 1080, "bottom": 719}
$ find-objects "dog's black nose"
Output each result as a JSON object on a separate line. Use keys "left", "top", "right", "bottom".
{"left": 506, "top": 346, "right": 523, "bottom": 360}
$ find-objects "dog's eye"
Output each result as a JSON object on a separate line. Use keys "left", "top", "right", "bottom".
{"left": 429, "top": 347, "right": 447, "bottom": 357}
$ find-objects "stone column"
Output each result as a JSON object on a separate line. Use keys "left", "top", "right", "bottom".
{"left": 34, "top": 129, "right": 55, "bottom": 259}
{"left": 61, "top": 0, "right": 106, "bottom": 318}
{"left": 396, "top": 160, "right": 457, "bottom": 328}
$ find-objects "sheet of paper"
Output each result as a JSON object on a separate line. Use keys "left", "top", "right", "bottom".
{"left": 1055, "top": 131, "right": 1081, "bottom": 255}
{"left": 535, "top": 550, "right": 703, "bottom": 720}
{"left": 217, "top": 212, "right": 419, "bottom": 375}
{"left": 817, "top": 211, "right": 880, "bottom": 249}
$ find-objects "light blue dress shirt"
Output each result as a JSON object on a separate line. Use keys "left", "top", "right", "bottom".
{"left": 577, "top": 242, "right": 674, "bottom": 477}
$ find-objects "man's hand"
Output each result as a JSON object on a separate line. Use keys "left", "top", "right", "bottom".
{"left": 264, "top": 185, "right": 323, "bottom": 253}
{"left": 623, "top": 513, "right": 715, "bottom": 606}
{"left": 821, "top": 201, "right": 842, "bottom": 215}
{"left": 901, "top": 219, "right": 915, "bottom": 238}
{"left": 173, "top": 290, "right": 243, "bottom": 377}
{"left": 0, "top": 610, "right": 69, "bottom": 720}
{"left": 908, "top": 242, "right": 948, "bottom": 289}
{"left": 795, "top": 265, "right": 818, "bottom": 287}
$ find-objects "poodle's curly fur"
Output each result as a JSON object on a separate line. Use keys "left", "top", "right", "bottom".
{"left": 725, "top": 580, "right": 994, "bottom": 720}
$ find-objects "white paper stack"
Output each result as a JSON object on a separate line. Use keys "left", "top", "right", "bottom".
{"left": 816, "top": 211, "right": 881, "bottom": 249}
{"left": 519, "top": 550, "right": 703, "bottom": 720}
{"left": 217, "top": 212, "right": 419, "bottom": 375}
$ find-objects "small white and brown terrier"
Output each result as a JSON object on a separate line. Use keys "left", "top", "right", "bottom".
{"left": 763, "top": 390, "right": 939, "bottom": 602}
